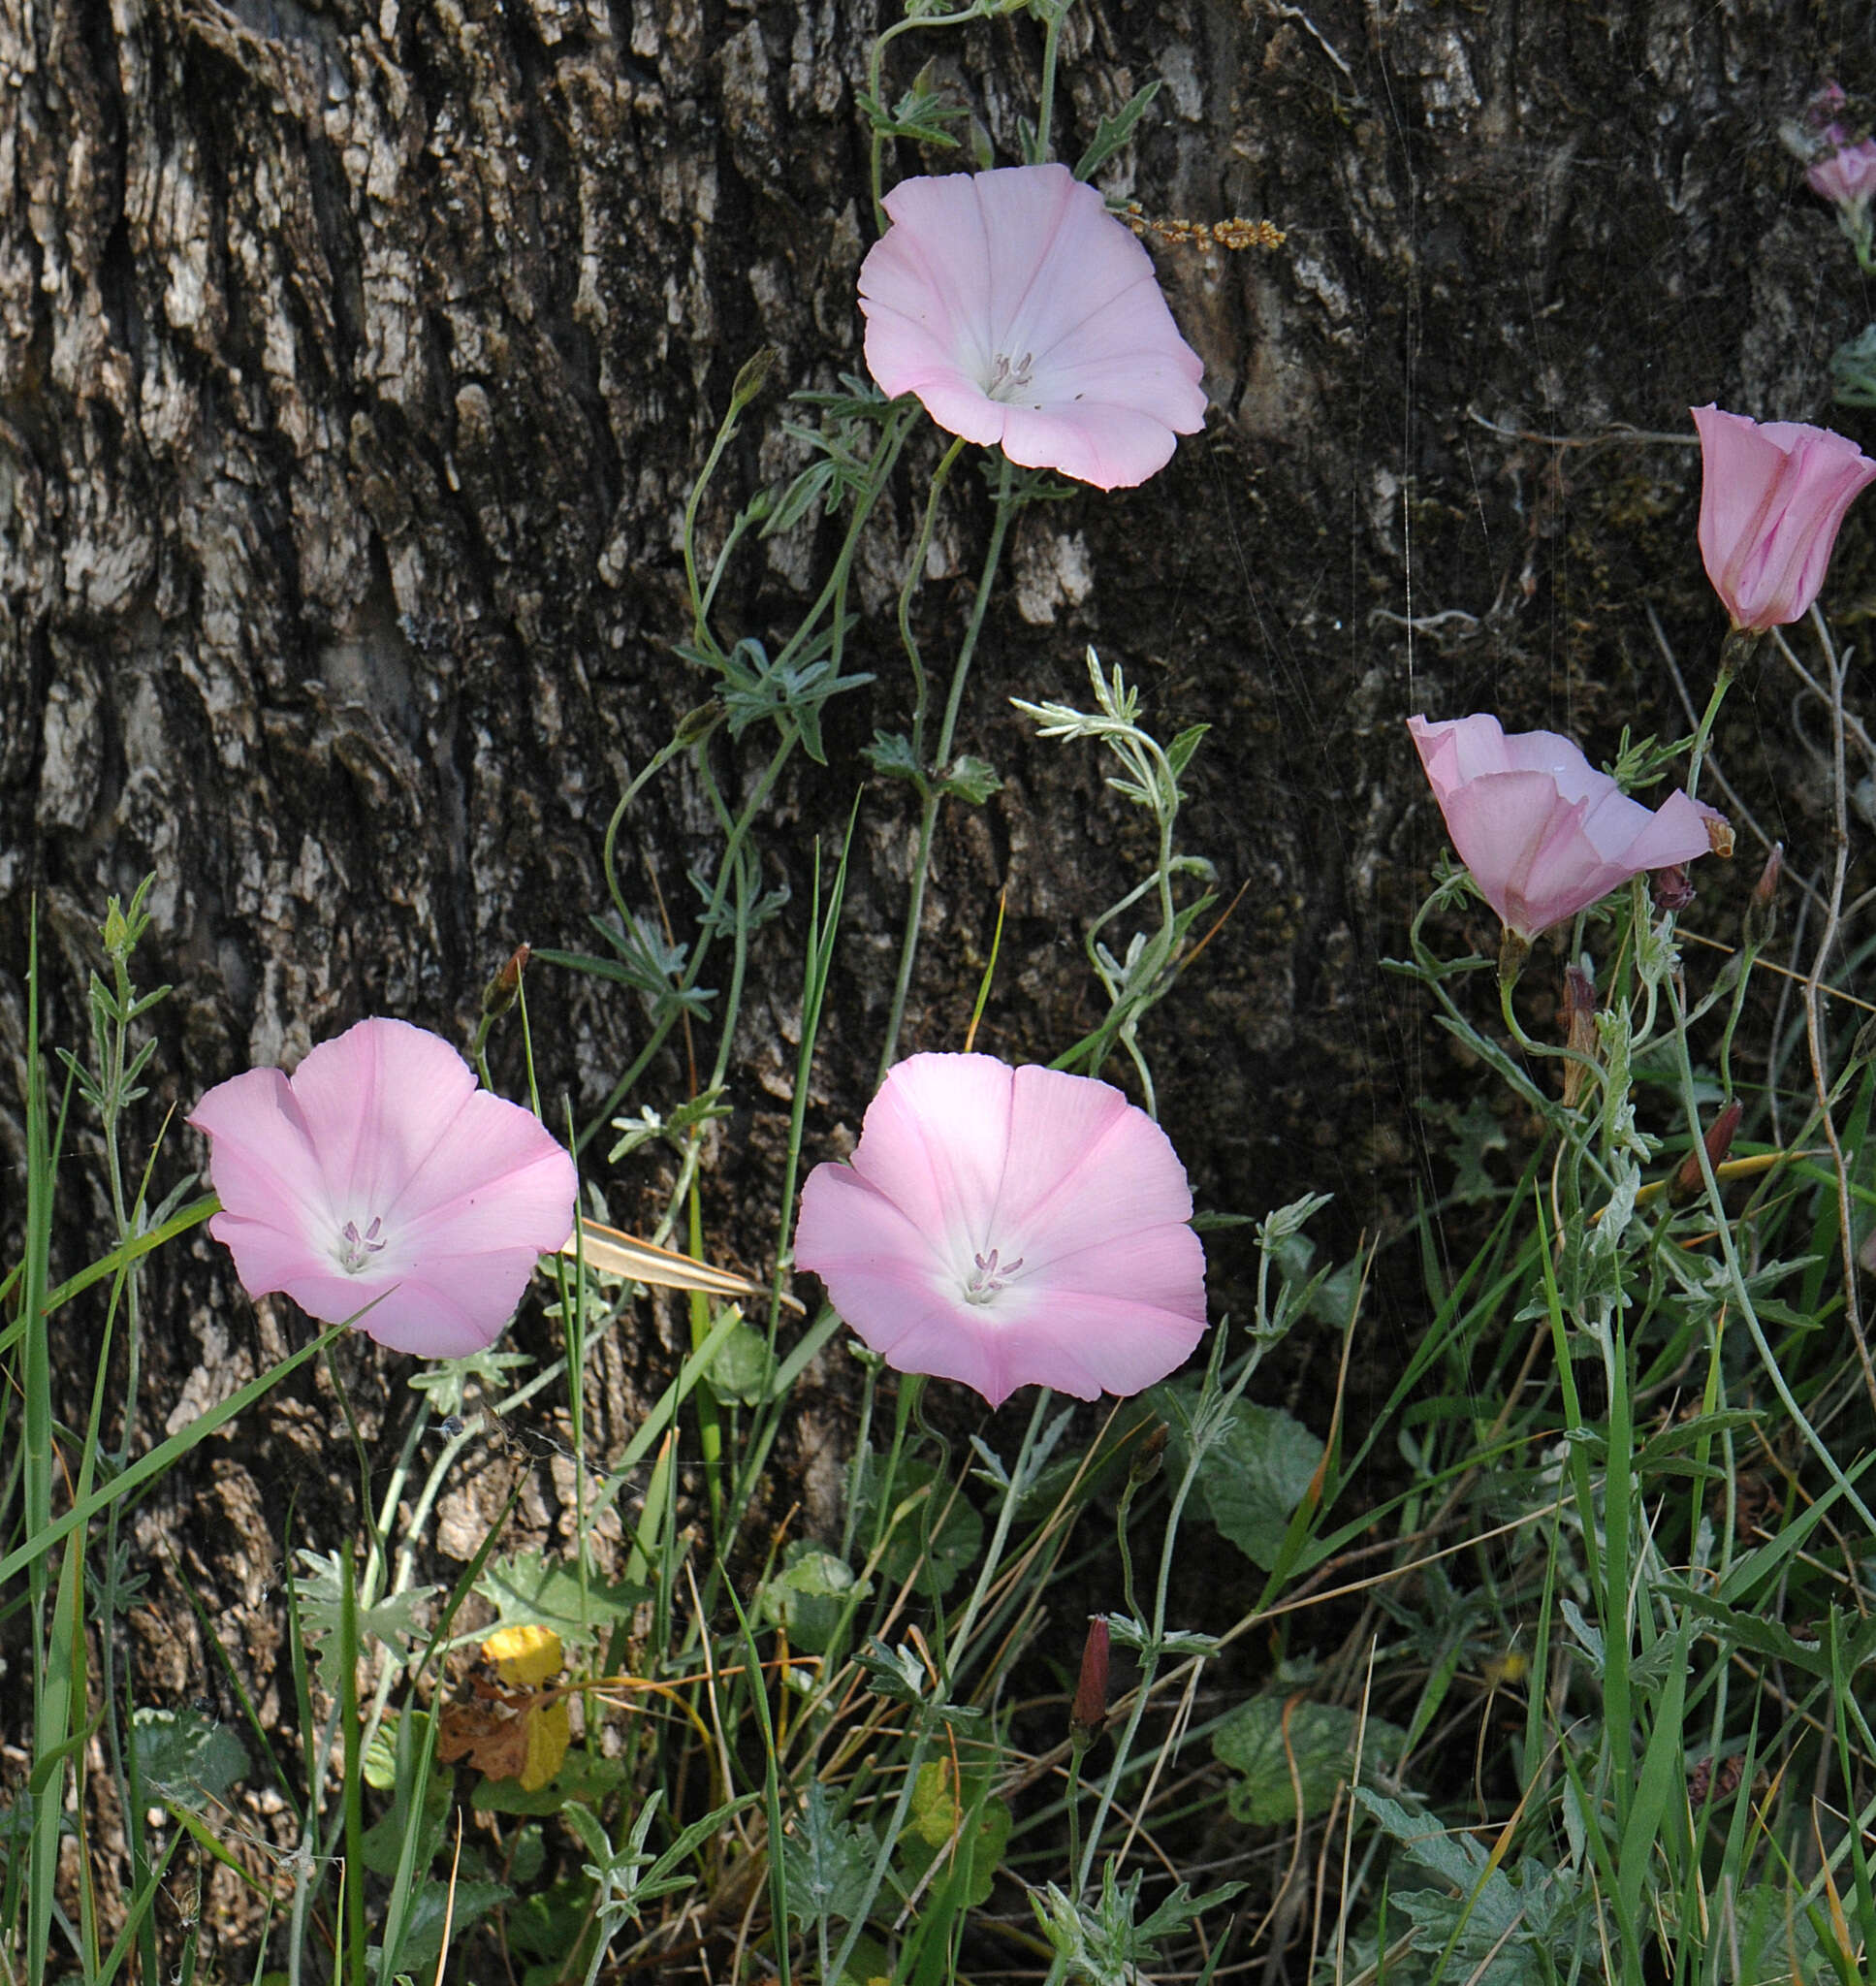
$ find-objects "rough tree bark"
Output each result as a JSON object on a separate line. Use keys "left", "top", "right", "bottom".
{"left": 0, "top": 0, "right": 1866, "bottom": 1961}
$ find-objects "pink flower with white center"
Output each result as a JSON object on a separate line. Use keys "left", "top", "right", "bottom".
{"left": 794, "top": 1053, "right": 1207, "bottom": 1408}
{"left": 1692, "top": 404, "right": 1876, "bottom": 631}
{"left": 189, "top": 1016, "right": 577, "bottom": 1358}
{"left": 857, "top": 164, "right": 1207, "bottom": 490}
{"left": 1409, "top": 714, "right": 1727, "bottom": 942}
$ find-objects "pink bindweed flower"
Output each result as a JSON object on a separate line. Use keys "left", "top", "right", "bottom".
{"left": 1808, "top": 138, "right": 1876, "bottom": 213}
{"left": 1408, "top": 713, "right": 1727, "bottom": 942}
{"left": 1692, "top": 404, "right": 1876, "bottom": 631}
{"left": 189, "top": 1016, "right": 577, "bottom": 1358}
{"left": 1800, "top": 84, "right": 1876, "bottom": 215}
{"left": 793, "top": 1053, "right": 1207, "bottom": 1407}
{"left": 857, "top": 163, "right": 1207, "bottom": 490}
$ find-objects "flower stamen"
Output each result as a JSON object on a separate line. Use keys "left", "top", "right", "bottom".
{"left": 984, "top": 350, "right": 1035, "bottom": 402}
{"left": 963, "top": 1246, "right": 1025, "bottom": 1304}
{"left": 339, "top": 1215, "right": 388, "bottom": 1274}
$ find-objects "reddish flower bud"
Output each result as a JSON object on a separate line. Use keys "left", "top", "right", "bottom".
{"left": 1744, "top": 843, "right": 1783, "bottom": 952}
{"left": 1562, "top": 959, "right": 1600, "bottom": 1108}
{"left": 1669, "top": 1099, "right": 1744, "bottom": 1208}
{"left": 482, "top": 943, "right": 531, "bottom": 1018}
{"left": 1070, "top": 1617, "right": 1111, "bottom": 1745}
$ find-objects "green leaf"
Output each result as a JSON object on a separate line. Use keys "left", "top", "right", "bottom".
{"left": 1163, "top": 722, "right": 1209, "bottom": 783}
{"left": 762, "top": 458, "right": 838, "bottom": 537}
{"left": 861, "top": 730, "right": 923, "bottom": 783}
{"left": 1353, "top": 1790, "right": 1561, "bottom": 1981}
{"left": 292, "top": 1550, "right": 439, "bottom": 1694}
{"left": 475, "top": 1551, "right": 647, "bottom": 1646}
{"left": 855, "top": 1456, "right": 983, "bottom": 1598}
{"left": 757, "top": 1543, "right": 868, "bottom": 1655}
{"left": 130, "top": 1709, "right": 247, "bottom": 1813}
{"left": 897, "top": 1762, "right": 1011, "bottom": 1911}
{"left": 1213, "top": 1695, "right": 1405, "bottom": 1824}
{"left": 373, "top": 1878, "right": 510, "bottom": 1974}
{"left": 362, "top": 1766, "right": 452, "bottom": 1877}
{"left": 1160, "top": 1386, "right": 1323, "bottom": 1569}
{"left": 706, "top": 1315, "right": 778, "bottom": 1406}
{"left": 1073, "top": 79, "right": 1162, "bottom": 179}
{"left": 473, "top": 1748, "right": 631, "bottom": 1816}
{"left": 936, "top": 754, "right": 1002, "bottom": 804}
{"left": 780, "top": 1781, "right": 877, "bottom": 1928}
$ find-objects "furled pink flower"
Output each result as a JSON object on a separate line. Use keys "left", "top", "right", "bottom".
{"left": 189, "top": 1017, "right": 577, "bottom": 1358}
{"left": 794, "top": 1053, "right": 1207, "bottom": 1407}
{"left": 1408, "top": 714, "right": 1727, "bottom": 941}
{"left": 857, "top": 163, "right": 1207, "bottom": 490}
{"left": 1808, "top": 138, "right": 1876, "bottom": 213}
{"left": 1800, "top": 84, "right": 1876, "bottom": 215}
{"left": 1692, "top": 404, "right": 1876, "bottom": 630}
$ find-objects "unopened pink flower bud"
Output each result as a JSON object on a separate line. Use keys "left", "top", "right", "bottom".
{"left": 1070, "top": 1617, "right": 1111, "bottom": 1745}
{"left": 1669, "top": 1100, "right": 1744, "bottom": 1208}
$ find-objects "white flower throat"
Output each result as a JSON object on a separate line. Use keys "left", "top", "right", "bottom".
{"left": 337, "top": 1215, "right": 389, "bottom": 1275}
{"left": 963, "top": 1246, "right": 1026, "bottom": 1306}
{"left": 984, "top": 350, "right": 1036, "bottom": 403}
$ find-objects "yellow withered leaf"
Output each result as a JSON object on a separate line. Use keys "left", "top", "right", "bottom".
{"left": 482, "top": 1623, "right": 564, "bottom": 1687}
{"left": 520, "top": 1695, "right": 572, "bottom": 1792}
{"left": 564, "top": 1217, "right": 804, "bottom": 1312}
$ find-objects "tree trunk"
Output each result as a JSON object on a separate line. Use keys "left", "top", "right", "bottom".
{"left": 0, "top": 0, "right": 1855, "bottom": 1962}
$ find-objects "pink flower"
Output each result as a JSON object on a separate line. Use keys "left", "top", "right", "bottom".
{"left": 1808, "top": 138, "right": 1876, "bottom": 213}
{"left": 1692, "top": 404, "right": 1876, "bottom": 631}
{"left": 1408, "top": 714, "right": 1726, "bottom": 941}
{"left": 794, "top": 1053, "right": 1207, "bottom": 1407}
{"left": 189, "top": 1017, "right": 577, "bottom": 1358}
{"left": 1801, "top": 85, "right": 1876, "bottom": 214}
{"left": 857, "top": 164, "right": 1206, "bottom": 490}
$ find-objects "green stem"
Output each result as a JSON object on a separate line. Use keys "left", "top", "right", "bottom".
{"left": 902, "top": 437, "right": 969, "bottom": 764}
{"left": 1032, "top": 2, "right": 1068, "bottom": 164}
{"left": 1684, "top": 628, "right": 1757, "bottom": 799}
{"left": 878, "top": 459, "right": 1021, "bottom": 1077}
{"left": 1666, "top": 978, "right": 1876, "bottom": 1535}
{"left": 1498, "top": 973, "right": 1605, "bottom": 1095}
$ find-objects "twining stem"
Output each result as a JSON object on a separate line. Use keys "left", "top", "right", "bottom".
{"left": 1498, "top": 972, "right": 1606, "bottom": 1097}
{"left": 879, "top": 458, "right": 1021, "bottom": 1078}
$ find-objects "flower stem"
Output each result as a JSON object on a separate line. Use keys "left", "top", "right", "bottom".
{"left": 1032, "top": 2, "right": 1067, "bottom": 164}
{"left": 1498, "top": 970, "right": 1605, "bottom": 1097}
{"left": 878, "top": 458, "right": 1020, "bottom": 1078}
{"left": 1684, "top": 627, "right": 1758, "bottom": 799}
{"left": 903, "top": 436, "right": 970, "bottom": 767}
